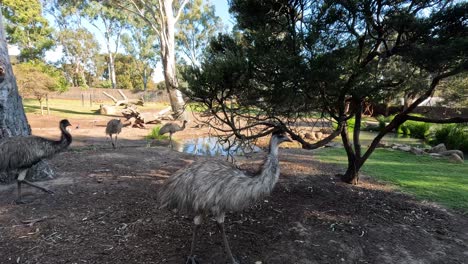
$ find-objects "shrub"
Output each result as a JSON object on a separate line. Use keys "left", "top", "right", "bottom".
{"left": 432, "top": 124, "right": 468, "bottom": 152}
{"left": 146, "top": 126, "right": 169, "bottom": 140}
{"left": 405, "top": 121, "right": 431, "bottom": 139}
{"left": 375, "top": 115, "right": 387, "bottom": 131}
{"left": 399, "top": 123, "right": 410, "bottom": 135}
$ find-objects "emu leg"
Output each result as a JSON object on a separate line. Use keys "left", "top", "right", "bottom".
{"left": 110, "top": 135, "right": 115, "bottom": 149}
{"left": 169, "top": 134, "right": 173, "bottom": 149}
{"left": 115, "top": 134, "right": 118, "bottom": 149}
{"left": 216, "top": 213, "right": 239, "bottom": 264}
{"left": 186, "top": 215, "right": 202, "bottom": 264}
{"left": 15, "top": 169, "right": 28, "bottom": 203}
{"left": 22, "top": 180, "right": 54, "bottom": 194}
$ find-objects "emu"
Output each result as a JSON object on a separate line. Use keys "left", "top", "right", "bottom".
{"left": 158, "top": 131, "right": 292, "bottom": 264}
{"left": 0, "top": 119, "right": 72, "bottom": 203}
{"left": 106, "top": 119, "right": 122, "bottom": 149}
{"left": 158, "top": 120, "right": 187, "bottom": 149}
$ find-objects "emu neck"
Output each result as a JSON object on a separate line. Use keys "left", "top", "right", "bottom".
{"left": 57, "top": 125, "right": 72, "bottom": 149}
{"left": 253, "top": 140, "right": 281, "bottom": 197}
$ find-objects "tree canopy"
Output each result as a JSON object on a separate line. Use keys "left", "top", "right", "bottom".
{"left": 184, "top": 0, "right": 468, "bottom": 183}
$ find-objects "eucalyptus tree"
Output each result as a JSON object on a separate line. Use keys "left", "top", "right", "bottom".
{"left": 1, "top": 0, "right": 54, "bottom": 61}
{"left": 121, "top": 15, "right": 158, "bottom": 91}
{"left": 58, "top": 28, "right": 100, "bottom": 88}
{"left": 107, "top": 0, "right": 189, "bottom": 118}
{"left": 81, "top": 1, "right": 127, "bottom": 89}
{"left": 185, "top": 0, "right": 468, "bottom": 184}
{"left": 176, "top": 0, "right": 222, "bottom": 66}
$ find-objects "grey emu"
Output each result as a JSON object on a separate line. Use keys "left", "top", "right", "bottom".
{"left": 158, "top": 131, "right": 292, "bottom": 264}
{"left": 158, "top": 120, "right": 187, "bottom": 149}
{"left": 0, "top": 119, "right": 72, "bottom": 203}
{"left": 105, "top": 119, "right": 122, "bottom": 149}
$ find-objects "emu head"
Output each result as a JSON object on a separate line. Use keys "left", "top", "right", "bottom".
{"left": 271, "top": 130, "right": 292, "bottom": 145}
{"left": 60, "top": 119, "right": 72, "bottom": 128}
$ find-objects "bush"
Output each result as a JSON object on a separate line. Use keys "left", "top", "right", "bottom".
{"left": 399, "top": 123, "right": 410, "bottom": 135}
{"left": 432, "top": 124, "right": 468, "bottom": 152}
{"left": 146, "top": 126, "right": 169, "bottom": 140}
{"left": 405, "top": 121, "right": 431, "bottom": 139}
{"left": 375, "top": 115, "right": 387, "bottom": 131}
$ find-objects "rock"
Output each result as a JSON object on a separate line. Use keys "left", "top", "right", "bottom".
{"left": 439, "top": 150, "right": 464, "bottom": 160}
{"left": 376, "top": 142, "right": 389, "bottom": 148}
{"left": 410, "top": 147, "right": 425, "bottom": 155}
{"left": 315, "top": 131, "right": 323, "bottom": 140}
{"left": 398, "top": 146, "right": 412, "bottom": 152}
{"left": 429, "top": 153, "right": 443, "bottom": 158}
{"left": 448, "top": 153, "right": 464, "bottom": 163}
{"left": 429, "top": 143, "right": 447, "bottom": 153}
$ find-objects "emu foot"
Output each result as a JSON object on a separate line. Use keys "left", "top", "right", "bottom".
{"left": 44, "top": 188, "right": 55, "bottom": 195}
{"left": 15, "top": 199, "right": 28, "bottom": 205}
{"left": 185, "top": 256, "right": 200, "bottom": 264}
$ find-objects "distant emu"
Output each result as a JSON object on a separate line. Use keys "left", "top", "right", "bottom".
{"left": 106, "top": 119, "right": 122, "bottom": 149}
{"left": 158, "top": 120, "right": 187, "bottom": 149}
{"left": 0, "top": 119, "right": 72, "bottom": 203}
{"left": 159, "top": 131, "right": 292, "bottom": 264}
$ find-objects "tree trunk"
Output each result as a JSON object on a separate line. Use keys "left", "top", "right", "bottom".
{"left": 161, "top": 0, "right": 185, "bottom": 119}
{"left": 0, "top": 10, "right": 54, "bottom": 183}
{"left": 339, "top": 121, "right": 361, "bottom": 185}
{"left": 107, "top": 47, "right": 117, "bottom": 89}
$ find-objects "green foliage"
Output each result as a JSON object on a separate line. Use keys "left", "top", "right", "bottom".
{"left": 2, "top": 0, "right": 54, "bottom": 61}
{"left": 404, "top": 121, "right": 431, "bottom": 139}
{"left": 432, "top": 124, "right": 468, "bottom": 152}
{"left": 146, "top": 126, "right": 169, "bottom": 140}
{"left": 315, "top": 148, "right": 468, "bottom": 212}
{"left": 13, "top": 62, "right": 69, "bottom": 100}
{"left": 437, "top": 74, "right": 468, "bottom": 108}
{"left": 176, "top": 0, "right": 222, "bottom": 66}
{"left": 375, "top": 115, "right": 387, "bottom": 131}
{"left": 58, "top": 28, "right": 100, "bottom": 88}
{"left": 399, "top": 123, "right": 410, "bottom": 135}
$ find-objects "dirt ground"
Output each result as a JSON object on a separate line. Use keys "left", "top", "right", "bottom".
{"left": 0, "top": 114, "right": 467, "bottom": 264}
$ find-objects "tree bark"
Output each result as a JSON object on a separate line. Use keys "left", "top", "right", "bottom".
{"left": 0, "top": 9, "right": 54, "bottom": 183}
{"left": 161, "top": 0, "right": 185, "bottom": 119}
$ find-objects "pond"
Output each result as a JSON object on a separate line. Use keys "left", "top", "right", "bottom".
{"left": 173, "top": 132, "right": 427, "bottom": 157}
{"left": 175, "top": 137, "right": 262, "bottom": 157}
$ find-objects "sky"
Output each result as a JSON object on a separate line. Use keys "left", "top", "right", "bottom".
{"left": 8, "top": 0, "right": 233, "bottom": 82}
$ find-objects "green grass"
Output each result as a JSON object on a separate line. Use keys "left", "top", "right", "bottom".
{"left": 146, "top": 126, "right": 169, "bottom": 140}
{"left": 23, "top": 98, "right": 168, "bottom": 119}
{"left": 314, "top": 148, "right": 468, "bottom": 212}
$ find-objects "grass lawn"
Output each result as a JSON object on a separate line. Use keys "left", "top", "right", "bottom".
{"left": 23, "top": 98, "right": 169, "bottom": 119}
{"left": 314, "top": 147, "right": 468, "bottom": 213}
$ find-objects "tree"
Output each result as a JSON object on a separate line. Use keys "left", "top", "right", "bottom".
{"left": 79, "top": 1, "right": 127, "bottom": 89}
{"left": 108, "top": 0, "right": 189, "bottom": 118}
{"left": 437, "top": 74, "right": 468, "bottom": 108}
{"left": 13, "top": 62, "right": 68, "bottom": 115}
{"left": 1, "top": 0, "right": 54, "bottom": 61}
{"left": 58, "top": 28, "right": 100, "bottom": 88}
{"left": 185, "top": 0, "right": 468, "bottom": 184}
{"left": 176, "top": 0, "right": 222, "bottom": 66}
{"left": 121, "top": 15, "right": 158, "bottom": 91}
{"left": 0, "top": 6, "right": 53, "bottom": 182}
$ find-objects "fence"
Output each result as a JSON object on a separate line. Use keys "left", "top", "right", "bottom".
{"left": 49, "top": 87, "right": 169, "bottom": 104}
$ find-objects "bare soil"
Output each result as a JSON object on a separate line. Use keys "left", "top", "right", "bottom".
{"left": 0, "top": 114, "right": 467, "bottom": 264}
